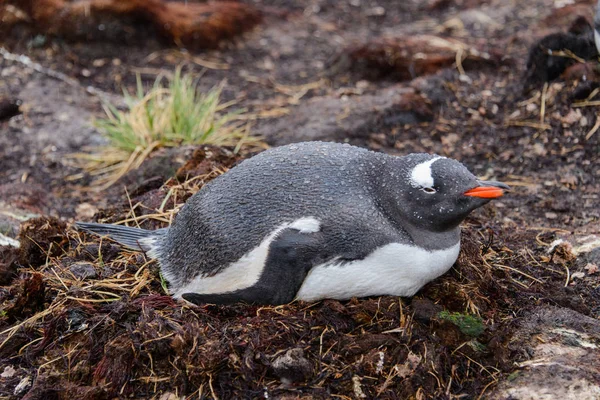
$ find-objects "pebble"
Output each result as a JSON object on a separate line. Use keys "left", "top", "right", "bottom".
{"left": 69, "top": 262, "right": 98, "bottom": 280}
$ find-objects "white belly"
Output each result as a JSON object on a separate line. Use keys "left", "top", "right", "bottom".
{"left": 295, "top": 242, "right": 461, "bottom": 301}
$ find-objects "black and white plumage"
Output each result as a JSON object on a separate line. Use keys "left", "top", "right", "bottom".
{"left": 77, "top": 142, "right": 508, "bottom": 305}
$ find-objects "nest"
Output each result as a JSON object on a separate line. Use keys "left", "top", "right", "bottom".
{"left": 0, "top": 146, "right": 596, "bottom": 399}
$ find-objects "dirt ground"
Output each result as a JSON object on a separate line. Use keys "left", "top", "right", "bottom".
{"left": 1, "top": 0, "right": 600, "bottom": 399}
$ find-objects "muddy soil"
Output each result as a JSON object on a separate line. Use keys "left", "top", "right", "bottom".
{"left": 1, "top": 0, "right": 600, "bottom": 399}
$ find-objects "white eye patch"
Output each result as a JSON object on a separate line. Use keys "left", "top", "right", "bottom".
{"left": 410, "top": 157, "right": 442, "bottom": 188}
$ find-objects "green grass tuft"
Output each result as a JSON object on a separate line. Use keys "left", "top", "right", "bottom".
{"left": 79, "top": 66, "right": 264, "bottom": 188}
{"left": 438, "top": 311, "right": 485, "bottom": 337}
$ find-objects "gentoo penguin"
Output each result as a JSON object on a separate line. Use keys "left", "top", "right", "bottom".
{"left": 77, "top": 141, "right": 509, "bottom": 305}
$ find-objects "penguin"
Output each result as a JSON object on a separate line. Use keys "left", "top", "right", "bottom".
{"left": 76, "top": 141, "right": 509, "bottom": 305}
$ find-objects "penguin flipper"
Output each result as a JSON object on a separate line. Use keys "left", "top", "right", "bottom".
{"left": 75, "top": 222, "right": 162, "bottom": 253}
{"left": 182, "top": 288, "right": 271, "bottom": 305}
{"left": 182, "top": 227, "right": 326, "bottom": 306}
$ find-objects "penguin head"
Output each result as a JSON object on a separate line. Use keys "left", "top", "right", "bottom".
{"left": 392, "top": 154, "right": 509, "bottom": 232}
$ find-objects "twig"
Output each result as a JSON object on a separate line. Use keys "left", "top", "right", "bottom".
{"left": 547, "top": 48, "right": 586, "bottom": 63}
{"left": 572, "top": 100, "right": 600, "bottom": 108}
{"left": 517, "top": 91, "right": 541, "bottom": 107}
{"left": 506, "top": 120, "right": 551, "bottom": 130}
{"left": 208, "top": 373, "right": 219, "bottom": 400}
{"left": 494, "top": 264, "right": 544, "bottom": 284}
{"left": 585, "top": 113, "right": 600, "bottom": 140}
{"left": 585, "top": 87, "right": 600, "bottom": 101}
{"left": 456, "top": 47, "right": 466, "bottom": 76}
{"left": 141, "top": 332, "right": 175, "bottom": 346}
{"left": 38, "top": 346, "right": 79, "bottom": 375}
{"left": 540, "top": 82, "right": 548, "bottom": 125}
{"left": 477, "top": 378, "right": 499, "bottom": 400}
{"left": 563, "top": 264, "right": 571, "bottom": 287}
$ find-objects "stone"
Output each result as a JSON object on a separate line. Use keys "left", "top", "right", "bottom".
{"left": 69, "top": 262, "right": 98, "bottom": 280}
{"left": 271, "top": 348, "right": 313, "bottom": 384}
{"left": 487, "top": 306, "right": 600, "bottom": 400}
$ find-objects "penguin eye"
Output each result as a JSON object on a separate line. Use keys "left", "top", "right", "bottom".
{"left": 422, "top": 187, "right": 437, "bottom": 194}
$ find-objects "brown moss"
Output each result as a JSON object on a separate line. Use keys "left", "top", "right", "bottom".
{"left": 0, "top": 245, "right": 20, "bottom": 285}
{"left": 175, "top": 145, "right": 241, "bottom": 182}
{"left": 18, "top": 216, "right": 68, "bottom": 267}
{"left": 7, "top": 0, "right": 262, "bottom": 49}
{"left": 92, "top": 334, "right": 136, "bottom": 391}
{"left": 342, "top": 35, "right": 505, "bottom": 81}
{"left": 2, "top": 272, "right": 46, "bottom": 322}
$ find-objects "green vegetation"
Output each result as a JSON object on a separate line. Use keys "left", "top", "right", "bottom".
{"left": 438, "top": 310, "right": 485, "bottom": 337}
{"left": 159, "top": 271, "right": 170, "bottom": 295}
{"left": 80, "top": 66, "right": 262, "bottom": 188}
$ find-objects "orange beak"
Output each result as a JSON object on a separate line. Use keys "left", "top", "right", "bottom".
{"left": 463, "top": 180, "right": 509, "bottom": 199}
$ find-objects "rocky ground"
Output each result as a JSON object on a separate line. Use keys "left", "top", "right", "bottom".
{"left": 1, "top": 0, "right": 600, "bottom": 399}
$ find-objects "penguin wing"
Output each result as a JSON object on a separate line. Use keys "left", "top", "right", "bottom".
{"left": 181, "top": 220, "right": 327, "bottom": 305}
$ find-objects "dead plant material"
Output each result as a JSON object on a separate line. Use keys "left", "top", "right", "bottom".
{"left": 0, "top": 217, "right": 596, "bottom": 398}
{"left": 175, "top": 145, "right": 242, "bottom": 182}
{"left": 339, "top": 35, "right": 505, "bottom": 81}
{"left": 7, "top": 0, "right": 262, "bottom": 49}
{"left": 0, "top": 245, "right": 20, "bottom": 285}
{"left": 2, "top": 272, "right": 45, "bottom": 322}
{"left": 2, "top": 147, "right": 599, "bottom": 398}
{"left": 93, "top": 334, "right": 136, "bottom": 389}
{"left": 524, "top": 23, "right": 598, "bottom": 92}
{"left": 17, "top": 216, "right": 68, "bottom": 268}
{"left": 20, "top": 374, "right": 109, "bottom": 400}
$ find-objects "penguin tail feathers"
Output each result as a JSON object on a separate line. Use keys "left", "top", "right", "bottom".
{"left": 75, "top": 222, "right": 163, "bottom": 256}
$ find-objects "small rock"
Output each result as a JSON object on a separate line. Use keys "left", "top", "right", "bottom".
{"left": 584, "top": 263, "right": 598, "bottom": 275}
{"left": 533, "top": 143, "right": 547, "bottom": 156}
{"left": 0, "top": 233, "right": 19, "bottom": 248}
{"left": 459, "top": 74, "right": 473, "bottom": 84}
{"left": 69, "top": 262, "right": 97, "bottom": 280}
{"left": 561, "top": 109, "right": 582, "bottom": 125}
{"left": 571, "top": 271, "right": 585, "bottom": 280}
{"left": 526, "top": 103, "right": 538, "bottom": 112}
{"left": 1, "top": 365, "right": 16, "bottom": 378}
{"left": 92, "top": 58, "right": 107, "bottom": 67}
{"left": 487, "top": 306, "right": 600, "bottom": 400}
{"left": 76, "top": 203, "right": 99, "bottom": 220}
{"left": 366, "top": 6, "right": 385, "bottom": 16}
{"left": 356, "top": 80, "right": 370, "bottom": 89}
{"left": 271, "top": 348, "right": 313, "bottom": 384}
